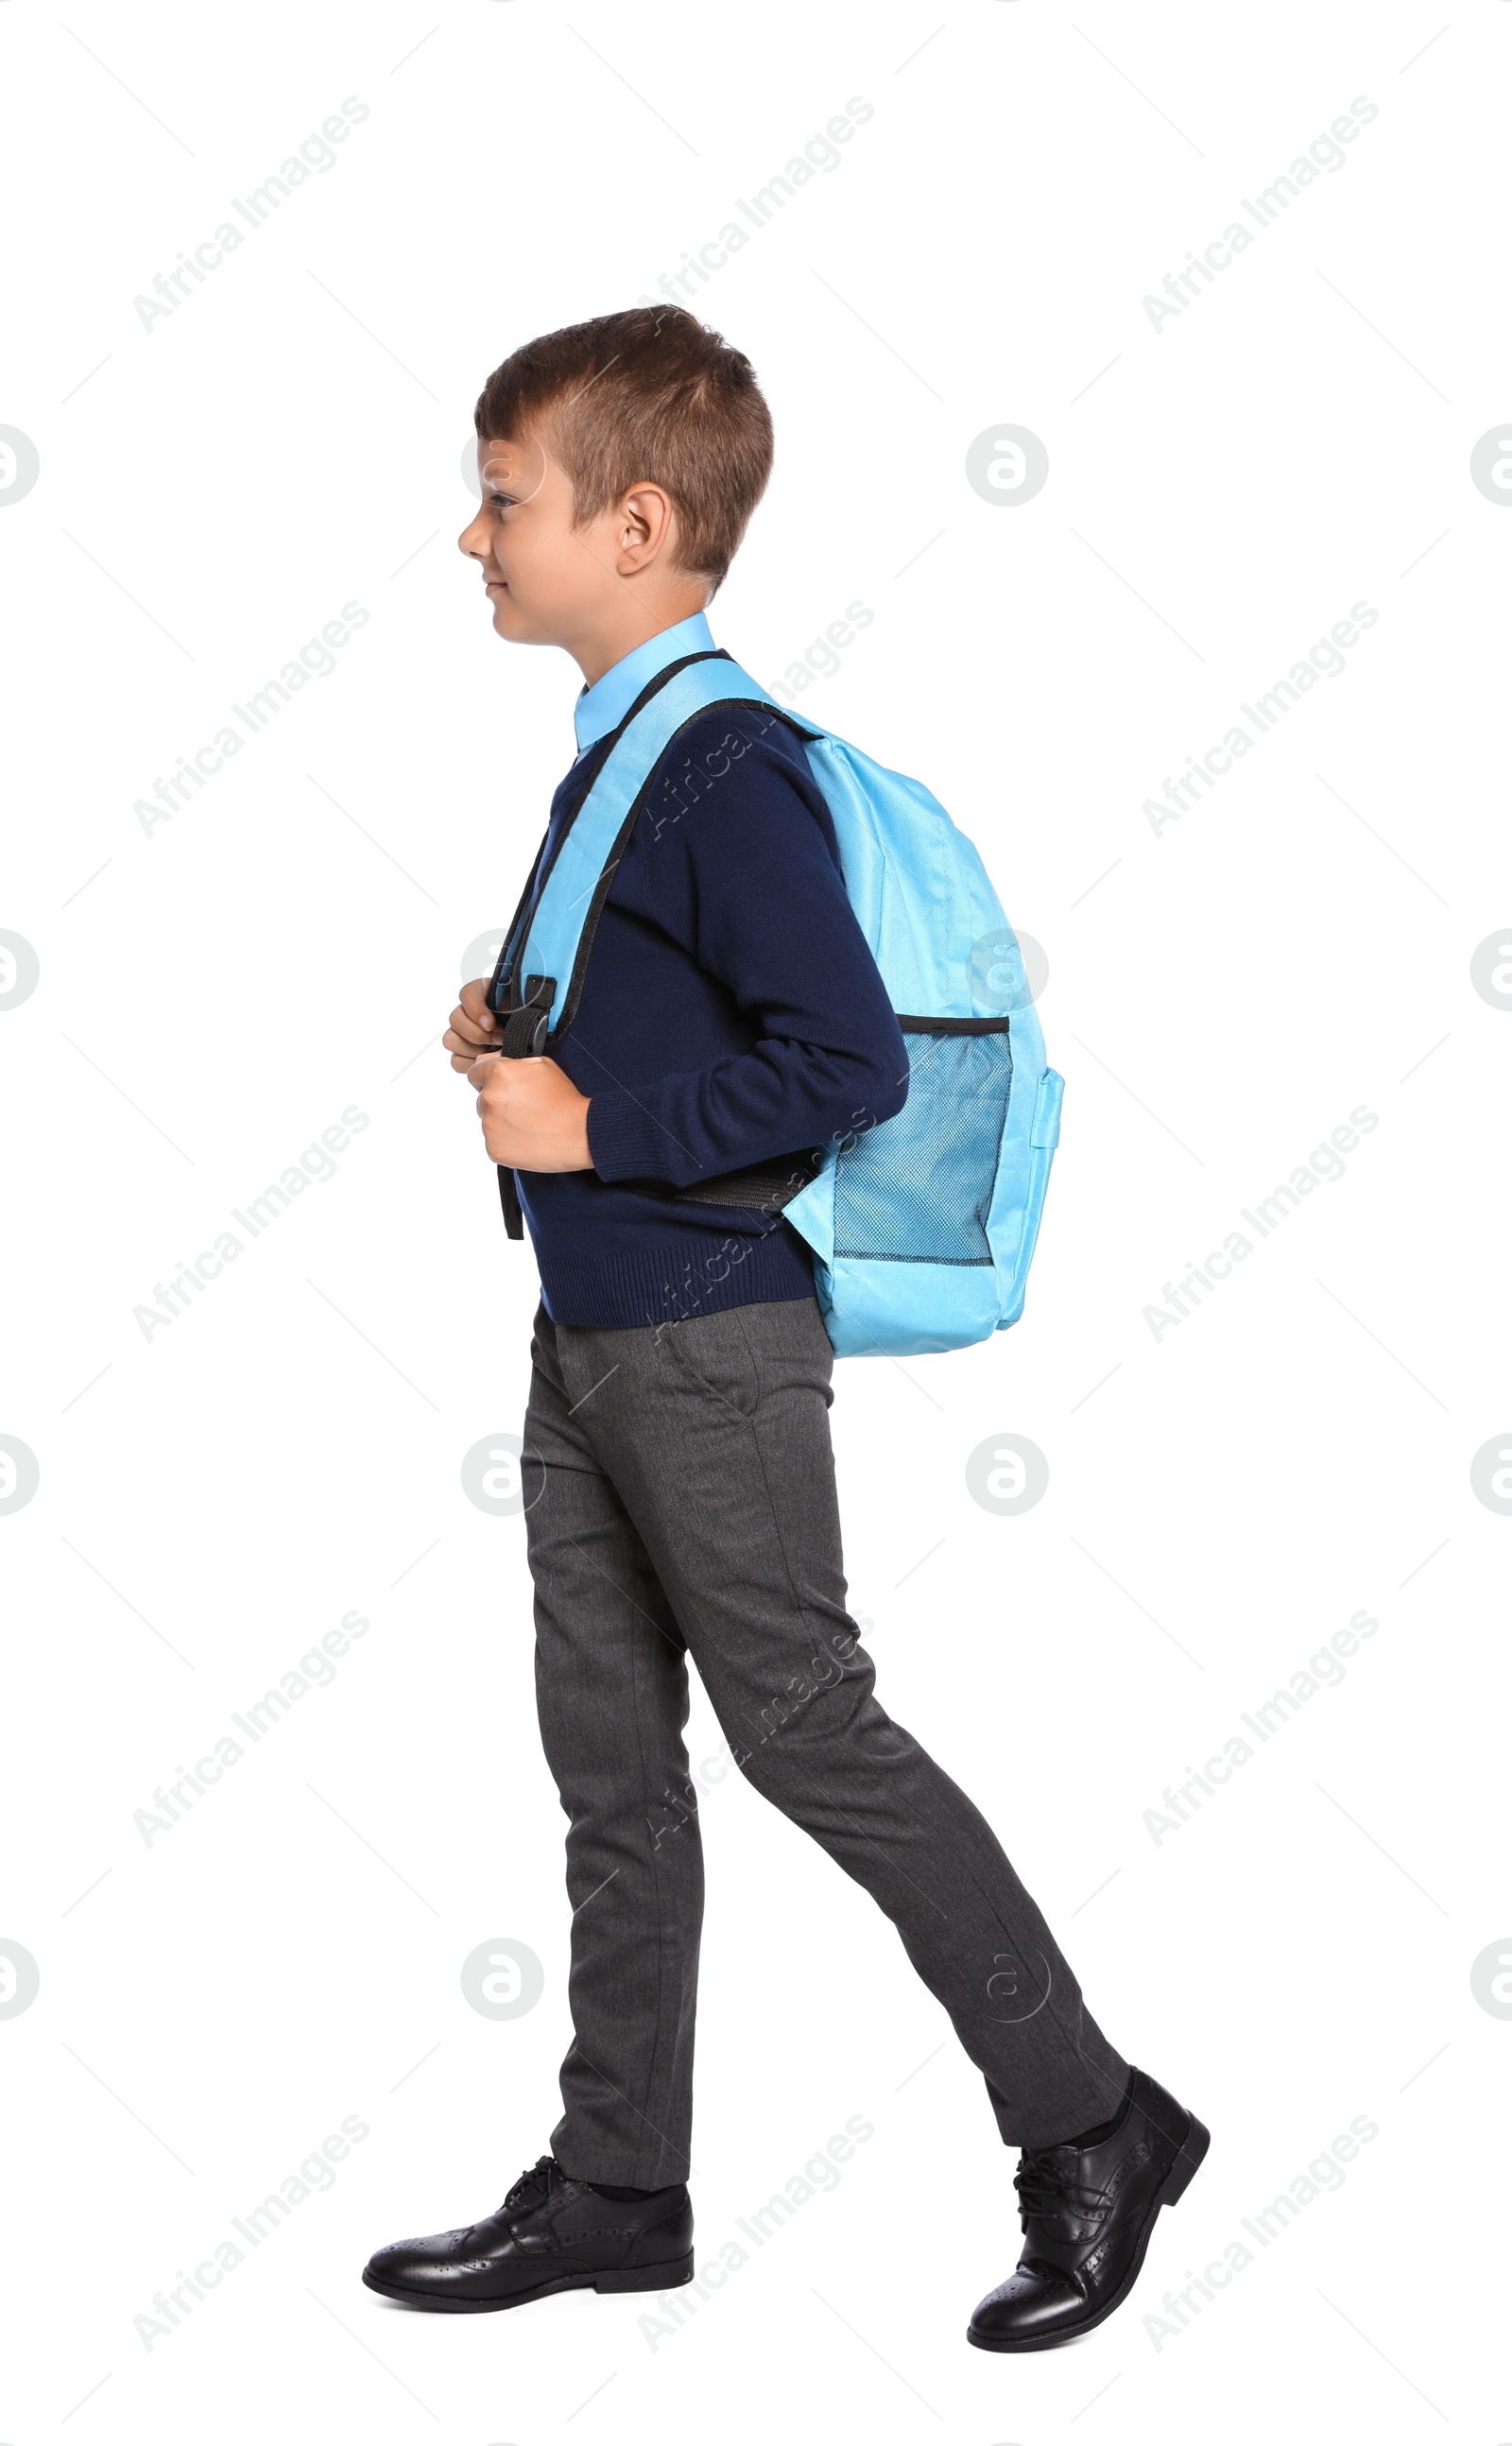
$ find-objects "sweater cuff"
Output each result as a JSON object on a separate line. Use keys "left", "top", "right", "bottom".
{"left": 586, "top": 1088, "right": 685, "bottom": 1184}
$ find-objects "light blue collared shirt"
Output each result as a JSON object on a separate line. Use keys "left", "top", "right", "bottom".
{"left": 573, "top": 612, "right": 715, "bottom": 757}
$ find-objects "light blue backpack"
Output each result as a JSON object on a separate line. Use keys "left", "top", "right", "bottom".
{"left": 490, "top": 650, "right": 1063, "bottom": 1358}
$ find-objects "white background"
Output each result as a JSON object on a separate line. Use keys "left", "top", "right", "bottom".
{"left": 3, "top": 1, "right": 1508, "bottom": 2437}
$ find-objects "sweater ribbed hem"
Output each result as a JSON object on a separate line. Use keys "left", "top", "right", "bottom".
{"left": 535, "top": 1224, "right": 816, "bottom": 1329}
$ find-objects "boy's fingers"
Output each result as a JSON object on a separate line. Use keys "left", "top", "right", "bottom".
{"left": 468, "top": 1051, "right": 502, "bottom": 1090}
{"left": 447, "top": 1003, "right": 499, "bottom": 1042}
{"left": 444, "top": 1012, "right": 501, "bottom": 1067}
{"left": 458, "top": 976, "right": 497, "bottom": 1024}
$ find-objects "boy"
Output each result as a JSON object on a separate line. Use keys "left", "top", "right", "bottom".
{"left": 361, "top": 308, "right": 1206, "bottom": 2351}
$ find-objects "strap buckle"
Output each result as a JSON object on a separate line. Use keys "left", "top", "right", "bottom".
{"left": 499, "top": 973, "right": 555, "bottom": 1059}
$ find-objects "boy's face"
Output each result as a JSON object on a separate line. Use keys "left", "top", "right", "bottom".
{"left": 458, "top": 432, "right": 705, "bottom": 660}
{"left": 458, "top": 433, "right": 565, "bottom": 645}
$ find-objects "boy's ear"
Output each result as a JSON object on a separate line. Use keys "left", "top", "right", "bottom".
{"left": 613, "top": 480, "right": 679, "bottom": 572}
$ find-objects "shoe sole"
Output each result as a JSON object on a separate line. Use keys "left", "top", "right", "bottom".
{"left": 362, "top": 2249, "right": 695, "bottom": 2314}
{"left": 967, "top": 2109, "right": 1211, "bottom": 2354}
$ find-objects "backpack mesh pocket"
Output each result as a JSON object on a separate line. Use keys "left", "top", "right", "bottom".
{"left": 833, "top": 1023, "right": 1012, "bottom": 1266}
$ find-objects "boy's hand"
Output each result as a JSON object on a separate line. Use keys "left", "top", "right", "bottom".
{"left": 444, "top": 977, "right": 502, "bottom": 1073}
{"left": 469, "top": 1052, "right": 593, "bottom": 1172}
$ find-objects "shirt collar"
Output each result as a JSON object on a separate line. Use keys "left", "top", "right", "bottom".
{"left": 573, "top": 612, "right": 716, "bottom": 755}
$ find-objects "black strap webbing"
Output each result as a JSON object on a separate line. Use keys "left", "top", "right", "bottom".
{"left": 497, "top": 1165, "right": 524, "bottom": 1240}
{"left": 498, "top": 973, "right": 555, "bottom": 1059}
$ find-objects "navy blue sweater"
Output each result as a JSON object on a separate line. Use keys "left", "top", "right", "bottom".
{"left": 514, "top": 700, "right": 908, "bottom": 1327}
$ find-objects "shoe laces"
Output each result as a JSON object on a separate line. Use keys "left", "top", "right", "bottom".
{"left": 500, "top": 2153, "right": 559, "bottom": 2214}
{"left": 1013, "top": 2145, "right": 1108, "bottom": 2229}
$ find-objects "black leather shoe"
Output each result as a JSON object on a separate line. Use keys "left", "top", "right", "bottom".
{"left": 968, "top": 2067, "right": 1209, "bottom": 2352}
{"left": 362, "top": 2155, "right": 694, "bottom": 2314}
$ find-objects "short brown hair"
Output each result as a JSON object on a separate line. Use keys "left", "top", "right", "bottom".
{"left": 472, "top": 306, "right": 773, "bottom": 593}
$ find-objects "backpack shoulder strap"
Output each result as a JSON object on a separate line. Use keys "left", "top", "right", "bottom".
{"left": 503, "top": 650, "right": 816, "bottom": 1046}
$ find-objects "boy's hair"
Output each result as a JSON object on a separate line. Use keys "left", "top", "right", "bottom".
{"left": 472, "top": 307, "right": 773, "bottom": 593}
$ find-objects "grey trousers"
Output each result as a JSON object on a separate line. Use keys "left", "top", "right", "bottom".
{"left": 522, "top": 1292, "right": 1128, "bottom": 2184}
